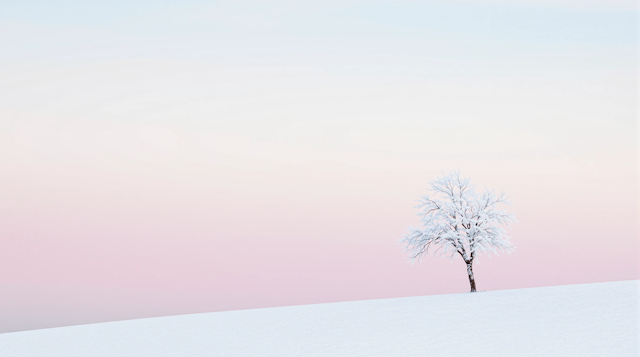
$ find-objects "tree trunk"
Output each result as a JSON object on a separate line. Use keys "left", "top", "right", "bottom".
{"left": 466, "top": 261, "right": 476, "bottom": 292}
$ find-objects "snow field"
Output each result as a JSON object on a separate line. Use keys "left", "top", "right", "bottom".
{"left": 1, "top": 280, "right": 638, "bottom": 357}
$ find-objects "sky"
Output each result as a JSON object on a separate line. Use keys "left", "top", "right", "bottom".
{"left": 0, "top": 0, "right": 638, "bottom": 333}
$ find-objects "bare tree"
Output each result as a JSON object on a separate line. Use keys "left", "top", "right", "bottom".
{"left": 400, "top": 171, "right": 516, "bottom": 292}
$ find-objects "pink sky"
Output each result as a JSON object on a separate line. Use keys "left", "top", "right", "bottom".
{"left": 0, "top": 123, "right": 636, "bottom": 332}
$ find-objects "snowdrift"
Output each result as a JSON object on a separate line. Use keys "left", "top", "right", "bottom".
{"left": 1, "top": 280, "right": 638, "bottom": 356}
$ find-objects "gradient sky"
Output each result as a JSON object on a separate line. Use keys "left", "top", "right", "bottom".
{"left": 0, "top": 0, "right": 638, "bottom": 333}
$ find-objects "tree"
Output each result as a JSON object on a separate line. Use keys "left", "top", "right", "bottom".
{"left": 400, "top": 171, "right": 516, "bottom": 292}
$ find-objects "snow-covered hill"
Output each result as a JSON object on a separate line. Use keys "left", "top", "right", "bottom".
{"left": 1, "top": 280, "right": 638, "bottom": 357}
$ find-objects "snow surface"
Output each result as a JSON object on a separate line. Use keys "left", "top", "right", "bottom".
{"left": 1, "top": 280, "right": 638, "bottom": 357}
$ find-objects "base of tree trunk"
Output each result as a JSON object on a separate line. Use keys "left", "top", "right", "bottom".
{"left": 467, "top": 263, "right": 477, "bottom": 292}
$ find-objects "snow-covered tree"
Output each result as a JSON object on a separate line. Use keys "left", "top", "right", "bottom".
{"left": 400, "top": 171, "right": 516, "bottom": 292}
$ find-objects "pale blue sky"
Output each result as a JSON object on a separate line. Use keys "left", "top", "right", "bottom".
{"left": 1, "top": 1, "right": 636, "bottom": 60}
